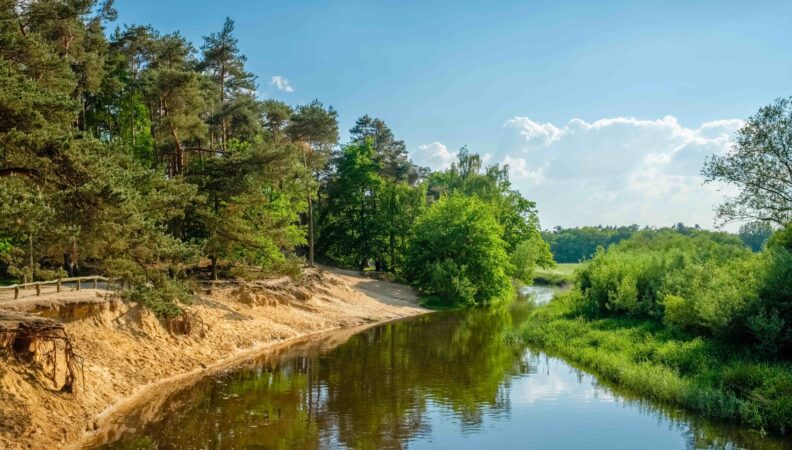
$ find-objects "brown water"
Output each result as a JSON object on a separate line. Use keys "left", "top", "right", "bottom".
{"left": 89, "top": 289, "right": 790, "bottom": 450}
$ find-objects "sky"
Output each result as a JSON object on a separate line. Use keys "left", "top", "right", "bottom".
{"left": 114, "top": 0, "right": 792, "bottom": 230}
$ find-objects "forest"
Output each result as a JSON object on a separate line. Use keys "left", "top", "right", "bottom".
{"left": 543, "top": 221, "right": 773, "bottom": 263}
{"left": 0, "top": 1, "right": 552, "bottom": 313}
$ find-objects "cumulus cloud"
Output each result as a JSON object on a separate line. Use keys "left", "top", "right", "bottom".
{"left": 411, "top": 141, "right": 457, "bottom": 170}
{"left": 269, "top": 75, "right": 294, "bottom": 93}
{"left": 492, "top": 115, "right": 743, "bottom": 229}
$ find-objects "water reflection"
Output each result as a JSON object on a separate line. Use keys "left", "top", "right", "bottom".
{"left": 92, "top": 289, "right": 790, "bottom": 450}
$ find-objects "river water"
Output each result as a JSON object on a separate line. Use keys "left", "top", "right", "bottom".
{"left": 91, "top": 287, "right": 790, "bottom": 450}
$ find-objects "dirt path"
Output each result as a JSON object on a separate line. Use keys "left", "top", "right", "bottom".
{"left": 0, "top": 269, "right": 427, "bottom": 450}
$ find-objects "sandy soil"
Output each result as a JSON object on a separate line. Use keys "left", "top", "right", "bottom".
{"left": 0, "top": 268, "right": 426, "bottom": 449}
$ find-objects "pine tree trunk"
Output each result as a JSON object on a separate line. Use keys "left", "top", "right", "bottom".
{"left": 307, "top": 194, "right": 315, "bottom": 267}
{"left": 28, "top": 234, "right": 33, "bottom": 281}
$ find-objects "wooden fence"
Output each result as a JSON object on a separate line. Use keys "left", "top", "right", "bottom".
{"left": 0, "top": 276, "right": 116, "bottom": 301}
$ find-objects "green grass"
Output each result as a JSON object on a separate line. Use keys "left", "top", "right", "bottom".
{"left": 533, "top": 263, "right": 583, "bottom": 286}
{"left": 518, "top": 292, "right": 792, "bottom": 435}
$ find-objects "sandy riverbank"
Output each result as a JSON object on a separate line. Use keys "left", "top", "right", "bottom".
{"left": 0, "top": 269, "right": 426, "bottom": 449}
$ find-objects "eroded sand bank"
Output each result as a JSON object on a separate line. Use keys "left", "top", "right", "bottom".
{"left": 0, "top": 269, "right": 426, "bottom": 449}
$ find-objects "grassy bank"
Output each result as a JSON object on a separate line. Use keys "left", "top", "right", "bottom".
{"left": 532, "top": 262, "right": 581, "bottom": 286}
{"left": 517, "top": 292, "right": 792, "bottom": 435}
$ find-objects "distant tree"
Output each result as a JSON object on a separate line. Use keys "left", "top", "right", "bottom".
{"left": 703, "top": 97, "right": 792, "bottom": 226}
{"left": 542, "top": 225, "right": 640, "bottom": 263}
{"left": 738, "top": 221, "right": 774, "bottom": 251}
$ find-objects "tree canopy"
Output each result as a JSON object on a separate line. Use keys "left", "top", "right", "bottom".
{"left": 0, "top": 1, "right": 552, "bottom": 313}
{"left": 703, "top": 97, "right": 792, "bottom": 226}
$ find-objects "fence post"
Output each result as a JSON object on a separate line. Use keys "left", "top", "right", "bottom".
{"left": 93, "top": 278, "right": 97, "bottom": 289}
{"left": 14, "top": 286, "right": 19, "bottom": 299}
{"left": 57, "top": 280, "right": 61, "bottom": 293}
{"left": 76, "top": 279, "right": 81, "bottom": 291}
{"left": 35, "top": 283, "right": 40, "bottom": 296}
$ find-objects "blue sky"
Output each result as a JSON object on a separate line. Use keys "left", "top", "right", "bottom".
{"left": 114, "top": 0, "right": 792, "bottom": 229}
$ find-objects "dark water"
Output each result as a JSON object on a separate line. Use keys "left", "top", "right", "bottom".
{"left": 91, "top": 289, "right": 790, "bottom": 450}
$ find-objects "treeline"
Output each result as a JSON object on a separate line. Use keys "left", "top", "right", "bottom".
{"left": 543, "top": 222, "right": 774, "bottom": 263}
{"left": 0, "top": 2, "right": 551, "bottom": 311}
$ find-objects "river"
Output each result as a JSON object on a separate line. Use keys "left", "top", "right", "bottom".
{"left": 89, "top": 287, "right": 790, "bottom": 449}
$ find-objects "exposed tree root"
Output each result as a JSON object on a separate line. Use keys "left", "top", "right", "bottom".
{"left": 164, "top": 309, "right": 209, "bottom": 337}
{"left": 0, "top": 311, "right": 84, "bottom": 392}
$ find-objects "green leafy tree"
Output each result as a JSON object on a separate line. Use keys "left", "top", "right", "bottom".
{"left": 429, "top": 148, "right": 543, "bottom": 252}
{"left": 510, "top": 230, "right": 554, "bottom": 284}
{"left": 738, "top": 221, "right": 774, "bottom": 252}
{"left": 316, "top": 140, "right": 383, "bottom": 269}
{"left": 406, "top": 195, "right": 512, "bottom": 307}
{"left": 703, "top": 97, "right": 792, "bottom": 226}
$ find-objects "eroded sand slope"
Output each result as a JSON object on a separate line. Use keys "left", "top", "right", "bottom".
{"left": 0, "top": 269, "right": 425, "bottom": 449}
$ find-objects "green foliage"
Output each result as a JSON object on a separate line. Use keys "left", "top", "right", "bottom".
{"left": 542, "top": 225, "right": 639, "bottom": 263}
{"left": 573, "top": 228, "right": 792, "bottom": 359}
{"left": 185, "top": 140, "right": 307, "bottom": 277}
{"left": 406, "top": 195, "right": 512, "bottom": 307}
{"left": 124, "top": 278, "right": 195, "bottom": 319}
{"left": 349, "top": 115, "right": 418, "bottom": 183}
{"left": 739, "top": 221, "right": 774, "bottom": 252}
{"left": 703, "top": 97, "right": 792, "bottom": 226}
{"left": 519, "top": 293, "right": 792, "bottom": 434}
{"left": 317, "top": 140, "right": 384, "bottom": 269}
{"left": 509, "top": 231, "right": 554, "bottom": 284}
{"left": 428, "top": 148, "right": 542, "bottom": 253}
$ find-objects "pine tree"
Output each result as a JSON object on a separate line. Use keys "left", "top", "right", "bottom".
{"left": 199, "top": 17, "right": 256, "bottom": 152}
{"left": 287, "top": 100, "right": 339, "bottom": 266}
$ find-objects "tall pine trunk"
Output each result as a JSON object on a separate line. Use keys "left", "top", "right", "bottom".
{"left": 307, "top": 193, "right": 315, "bottom": 267}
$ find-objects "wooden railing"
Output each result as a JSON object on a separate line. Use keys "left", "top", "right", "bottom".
{"left": 0, "top": 276, "right": 115, "bottom": 300}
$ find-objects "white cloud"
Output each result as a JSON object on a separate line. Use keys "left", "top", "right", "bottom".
{"left": 493, "top": 115, "right": 744, "bottom": 230}
{"left": 269, "top": 75, "right": 294, "bottom": 93}
{"left": 411, "top": 141, "right": 457, "bottom": 170}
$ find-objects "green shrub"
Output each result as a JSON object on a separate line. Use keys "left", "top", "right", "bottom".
{"left": 574, "top": 228, "right": 792, "bottom": 357}
{"left": 123, "top": 278, "right": 195, "bottom": 319}
{"left": 406, "top": 195, "right": 512, "bottom": 307}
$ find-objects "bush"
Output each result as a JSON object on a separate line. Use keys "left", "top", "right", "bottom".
{"left": 574, "top": 228, "right": 792, "bottom": 358}
{"left": 124, "top": 278, "right": 195, "bottom": 319}
{"left": 406, "top": 195, "right": 511, "bottom": 307}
